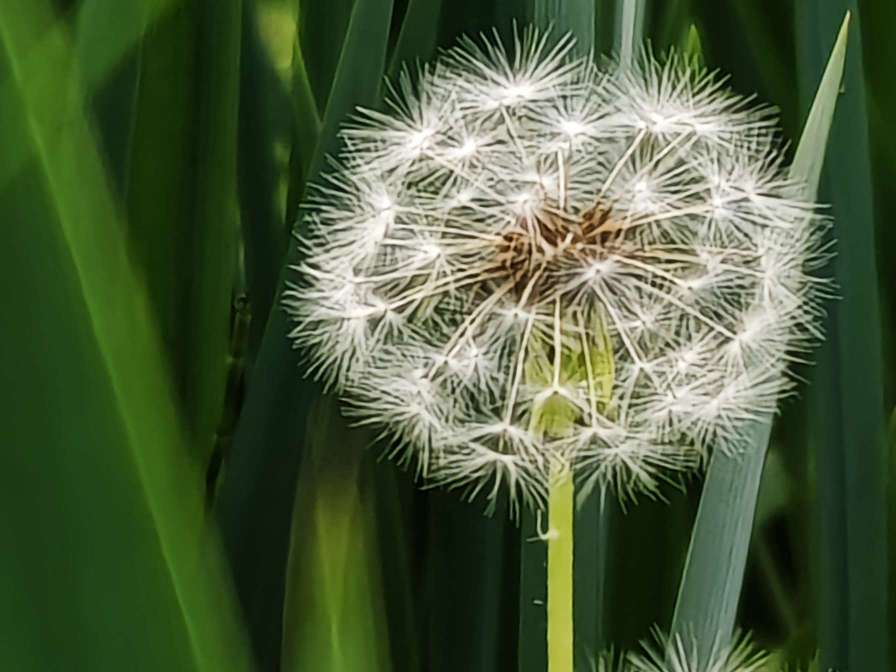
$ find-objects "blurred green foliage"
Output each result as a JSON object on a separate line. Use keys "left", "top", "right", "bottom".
{"left": 0, "top": 1, "right": 892, "bottom": 670}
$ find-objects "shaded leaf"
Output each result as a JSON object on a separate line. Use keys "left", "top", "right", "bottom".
{"left": 0, "top": 3, "right": 252, "bottom": 669}
{"left": 215, "top": 0, "right": 394, "bottom": 667}
{"left": 796, "top": 7, "right": 890, "bottom": 671}
{"left": 671, "top": 14, "right": 851, "bottom": 667}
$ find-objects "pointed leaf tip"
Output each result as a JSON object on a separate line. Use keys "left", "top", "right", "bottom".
{"left": 790, "top": 8, "right": 851, "bottom": 196}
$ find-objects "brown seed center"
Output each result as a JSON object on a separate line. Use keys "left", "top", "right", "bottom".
{"left": 495, "top": 201, "right": 616, "bottom": 300}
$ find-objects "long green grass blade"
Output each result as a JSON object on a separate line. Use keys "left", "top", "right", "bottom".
{"left": 670, "top": 423, "right": 771, "bottom": 663}
{"left": 671, "top": 14, "right": 851, "bottom": 667}
{"left": 371, "top": 463, "right": 422, "bottom": 672}
{"left": 306, "top": 0, "right": 394, "bottom": 179}
{"left": 81, "top": 0, "right": 242, "bottom": 467}
{"left": 796, "top": 6, "right": 889, "bottom": 671}
{"left": 70, "top": 0, "right": 178, "bottom": 92}
{"left": 0, "top": 0, "right": 179, "bottom": 187}
{"left": 125, "top": 2, "right": 204, "bottom": 419}
{"left": 615, "top": 0, "right": 645, "bottom": 64}
{"left": 425, "top": 494, "right": 512, "bottom": 672}
{"left": 0, "top": 3, "right": 251, "bottom": 669}
{"left": 792, "top": 15, "right": 850, "bottom": 191}
{"left": 74, "top": 0, "right": 144, "bottom": 193}
{"left": 572, "top": 491, "right": 612, "bottom": 658}
{"left": 238, "top": 0, "right": 313, "bottom": 356}
{"left": 389, "top": 0, "right": 445, "bottom": 76}
{"left": 532, "top": 0, "right": 593, "bottom": 49}
{"left": 215, "top": 0, "right": 394, "bottom": 666}
{"left": 284, "top": 9, "right": 322, "bottom": 234}
{"left": 299, "top": 0, "right": 356, "bottom": 112}
{"left": 187, "top": 0, "right": 243, "bottom": 462}
{"left": 280, "top": 399, "right": 391, "bottom": 672}
{"left": 859, "top": 2, "right": 896, "bottom": 663}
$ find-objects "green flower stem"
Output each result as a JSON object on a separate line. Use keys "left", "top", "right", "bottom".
{"left": 525, "top": 304, "right": 613, "bottom": 672}
{"left": 548, "top": 464, "right": 575, "bottom": 672}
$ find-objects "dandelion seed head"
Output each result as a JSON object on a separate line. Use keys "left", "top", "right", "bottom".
{"left": 590, "top": 628, "right": 799, "bottom": 672}
{"left": 284, "top": 28, "right": 828, "bottom": 511}
{"left": 627, "top": 629, "right": 771, "bottom": 672}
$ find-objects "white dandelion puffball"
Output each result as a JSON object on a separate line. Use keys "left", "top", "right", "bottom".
{"left": 285, "top": 28, "right": 827, "bottom": 510}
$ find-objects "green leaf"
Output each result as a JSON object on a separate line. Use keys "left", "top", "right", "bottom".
{"left": 284, "top": 12, "right": 322, "bottom": 232}
{"left": 796, "top": 7, "right": 890, "bottom": 671}
{"left": 670, "top": 423, "right": 771, "bottom": 665}
{"left": 123, "top": 3, "right": 200, "bottom": 379}
{"left": 425, "top": 494, "right": 513, "bottom": 672}
{"left": 238, "top": 0, "right": 318, "bottom": 356}
{"left": 651, "top": 0, "right": 695, "bottom": 53}
{"left": 680, "top": 24, "right": 703, "bottom": 67}
{"left": 306, "top": 0, "right": 394, "bottom": 180}
{"left": 83, "top": 0, "right": 243, "bottom": 468}
{"left": 215, "top": 0, "right": 394, "bottom": 666}
{"left": 615, "top": 0, "right": 646, "bottom": 64}
{"left": 792, "top": 14, "right": 849, "bottom": 192}
{"left": 0, "top": 3, "right": 252, "bottom": 670}
{"left": 0, "top": 0, "right": 179, "bottom": 188}
{"left": 280, "top": 399, "right": 391, "bottom": 672}
{"left": 370, "top": 462, "right": 422, "bottom": 672}
{"left": 72, "top": 0, "right": 179, "bottom": 91}
{"left": 671, "top": 13, "right": 851, "bottom": 667}
{"left": 187, "top": 0, "right": 243, "bottom": 464}
{"left": 299, "top": 0, "right": 356, "bottom": 113}
{"left": 389, "top": 0, "right": 445, "bottom": 76}
{"left": 531, "top": 0, "right": 594, "bottom": 53}
{"left": 74, "top": 0, "right": 144, "bottom": 194}
{"left": 729, "top": 2, "right": 799, "bottom": 123}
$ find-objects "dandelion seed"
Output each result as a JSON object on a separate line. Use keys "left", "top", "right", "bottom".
{"left": 284, "top": 27, "right": 828, "bottom": 511}
{"left": 590, "top": 629, "right": 803, "bottom": 672}
{"left": 627, "top": 629, "right": 771, "bottom": 672}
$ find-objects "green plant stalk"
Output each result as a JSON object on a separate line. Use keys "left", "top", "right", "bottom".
{"left": 548, "top": 467, "right": 575, "bottom": 672}
{"left": 524, "top": 303, "right": 614, "bottom": 671}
